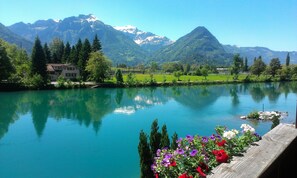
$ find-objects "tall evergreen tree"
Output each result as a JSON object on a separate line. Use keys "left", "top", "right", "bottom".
{"left": 0, "top": 43, "right": 13, "bottom": 81}
{"left": 243, "top": 57, "right": 248, "bottom": 72}
{"left": 92, "top": 34, "right": 102, "bottom": 52}
{"left": 74, "top": 39, "right": 82, "bottom": 65}
{"left": 49, "top": 38, "right": 64, "bottom": 63}
{"left": 286, "top": 53, "right": 290, "bottom": 66}
{"left": 43, "top": 43, "right": 51, "bottom": 63}
{"left": 69, "top": 46, "right": 76, "bottom": 64}
{"left": 62, "top": 42, "right": 71, "bottom": 63}
{"left": 115, "top": 69, "right": 124, "bottom": 84}
{"left": 78, "top": 39, "right": 92, "bottom": 80}
{"left": 160, "top": 124, "right": 170, "bottom": 148}
{"left": 171, "top": 132, "right": 178, "bottom": 150}
{"left": 231, "top": 54, "right": 243, "bottom": 79}
{"left": 31, "top": 37, "right": 47, "bottom": 81}
{"left": 138, "top": 130, "right": 154, "bottom": 178}
{"left": 150, "top": 119, "right": 161, "bottom": 157}
{"left": 269, "top": 58, "right": 282, "bottom": 77}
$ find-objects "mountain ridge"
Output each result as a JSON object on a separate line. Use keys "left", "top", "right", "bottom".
{"left": 152, "top": 26, "right": 232, "bottom": 65}
{"left": 0, "top": 22, "right": 33, "bottom": 52}
{"left": 114, "top": 25, "right": 173, "bottom": 53}
{"left": 3, "top": 14, "right": 296, "bottom": 65}
{"left": 8, "top": 14, "right": 148, "bottom": 65}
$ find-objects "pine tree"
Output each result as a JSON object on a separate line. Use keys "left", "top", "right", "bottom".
{"left": 43, "top": 43, "right": 51, "bottom": 63}
{"left": 231, "top": 54, "right": 243, "bottom": 80}
{"left": 49, "top": 38, "right": 64, "bottom": 63}
{"left": 92, "top": 34, "right": 102, "bottom": 52}
{"left": 244, "top": 57, "right": 248, "bottom": 72}
{"left": 150, "top": 119, "right": 161, "bottom": 157}
{"left": 138, "top": 130, "right": 154, "bottom": 178}
{"left": 160, "top": 124, "right": 170, "bottom": 148}
{"left": 69, "top": 46, "right": 76, "bottom": 64}
{"left": 78, "top": 39, "right": 92, "bottom": 80}
{"left": 171, "top": 132, "right": 178, "bottom": 150}
{"left": 115, "top": 69, "right": 123, "bottom": 84}
{"left": 286, "top": 53, "right": 290, "bottom": 66}
{"left": 31, "top": 36, "right": 47, "bottom": 82}
{"left": 62, "top": 42, "right": 71, "bottom": 63}
{"left": 74, "top": 38, "right": 82, "bottom": 65}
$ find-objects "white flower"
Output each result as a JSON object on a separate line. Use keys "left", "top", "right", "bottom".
{"left": 240, "top": 124, "right": 255, "bottom": 134}
{"left": 223, "top": 130, "right": 236, "bottom": 139}
{"left": 231, "top": 129, "right": 239, "bottom": 135}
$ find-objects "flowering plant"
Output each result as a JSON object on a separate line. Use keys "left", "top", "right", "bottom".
{"left": 152, "top": 124, "right": 261, "bottom": 178}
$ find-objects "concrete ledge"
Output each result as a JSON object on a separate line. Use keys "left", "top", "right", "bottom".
{"left": 208, "top": 124, "right": 297, "bottom": 178}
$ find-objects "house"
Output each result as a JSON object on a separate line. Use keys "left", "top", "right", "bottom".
{"left": 216, "top": 67, "right": 230, "bottom": 74}
{"left": 47, "top": 64, "right": 80, "bottom": 81}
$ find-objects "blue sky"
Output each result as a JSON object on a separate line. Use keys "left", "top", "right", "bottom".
{"left": 0, "top": 0, "right": 296, "bottom": 51}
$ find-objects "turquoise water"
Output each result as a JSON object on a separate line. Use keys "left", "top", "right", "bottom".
{"left": 0, "top": 82, "right": 296, "bottom": 177}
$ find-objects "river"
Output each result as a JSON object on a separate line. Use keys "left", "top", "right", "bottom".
{"left": 0, "top": 82, "right": 296, "bottom": 177}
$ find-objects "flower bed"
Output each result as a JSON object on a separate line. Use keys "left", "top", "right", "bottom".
{"left": 151, "top": 124, "right": 261, "bottom": 178}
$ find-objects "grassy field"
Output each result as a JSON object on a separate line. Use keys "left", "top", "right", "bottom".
{"left": 107, "top": 73, "right": 262, "bottom": 84}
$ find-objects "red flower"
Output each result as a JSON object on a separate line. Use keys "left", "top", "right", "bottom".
{"left": 179, "top": 173, "right": 193, "bottom": 178}
{"left": 217, "top": 140, "right": 227, "bottom": 147}
{"left": 196, "top": 162, "right": 209, "bottom": 177}
{"left": 212, "top": 149, "right": 229, "bottom": 163}
{"left": 155, "top": 174, "right": 159, "bottom": 178}
{"left": 196, "top": 166, "right": 206, "bottom": 177}
{"left": 169, "top": 161, "right": 177, "bottom": 167}
{"left": 199, "top": 162, "right": 209, "bottom": 172}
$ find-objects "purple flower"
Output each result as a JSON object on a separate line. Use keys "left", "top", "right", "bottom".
{"left": 151, "top": 163, "right": 157, "bottom": 171}
{"left": 176, "top": 138, "right": 183, "bottom": 143}
{"left": 210, "top": 135, "right": 216, "bottom": 140}
{"left": 190, "top": 149, "right": 198, "bottom": 156}
{"left": 156, "top": 149, "right": 161, "bottom": 156}
{"left": 164, "top": 153, "right": 173, "bottom": 160}
{"left": 216, "top": 135, "right": 222, "bottom": 140}
{"left": 202, "top": 136, "right": 209, "bottom": 143}
{"left": 161, "top": 159, "right": 170, "bottom": 167}
{"left": 177, "top": 148, "right": 184, "bottom": 155}
{"left": 186, "top": 135, "right": 194, "bottom": 142}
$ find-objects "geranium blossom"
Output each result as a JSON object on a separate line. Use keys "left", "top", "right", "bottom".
{"left": 217, "top": 140, "right": 227, "bottom": 147}
{"left": 212, "top": 149, "right": 229, "bottom": 163}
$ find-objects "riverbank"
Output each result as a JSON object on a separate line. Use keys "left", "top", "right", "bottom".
{"left": 1, "top": 74, "right": 297, "bottom": 91}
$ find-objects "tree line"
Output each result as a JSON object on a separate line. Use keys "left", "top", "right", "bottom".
{"left": 0, "top": 35, "right": 112, "bottom": 88}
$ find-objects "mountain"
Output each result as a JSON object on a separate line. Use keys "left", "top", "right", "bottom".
{"left": 8, "top": 14, "right": 148, "bottom": 65}
{"left": 0, "top": 23, "right": 33, "bottom": 52}
{"left": 152, "top": 26, "right": 232, "bottom": 65}
{"left": 114, "top": 25, "right": 173, "bottom": 52}
{"left": 223, "top": 45, "right": 297, "bottom": 64}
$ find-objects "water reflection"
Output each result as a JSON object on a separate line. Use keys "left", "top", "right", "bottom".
{"left": 0, "top": 82, "right": 297, "bottom": 139}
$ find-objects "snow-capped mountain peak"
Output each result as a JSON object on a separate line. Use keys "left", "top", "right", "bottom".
{"left": 113, "top": 25, "right": 174, "bottom": 51}
{"left": 114, "top": 25, "right": 138, "bottom": 34}
{"left": 86, "top": 14, "right": 97, "bottom": 22}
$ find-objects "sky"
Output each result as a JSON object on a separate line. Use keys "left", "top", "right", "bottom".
{"left": 0, "top": 0, "right": 296, "bottom": 51}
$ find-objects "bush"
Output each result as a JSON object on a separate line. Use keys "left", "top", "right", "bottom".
{"left": 247, "top": 111, "right": 260, "bottom": 119}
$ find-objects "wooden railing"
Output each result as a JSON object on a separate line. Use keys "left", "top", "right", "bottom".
{"left": 208, "top": 124, "right": 297, "bottom": 178}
